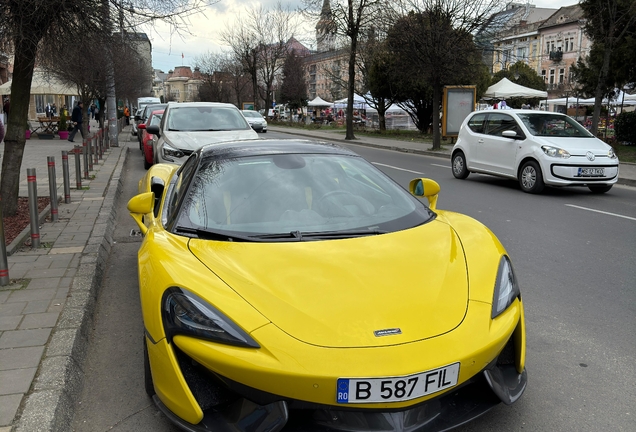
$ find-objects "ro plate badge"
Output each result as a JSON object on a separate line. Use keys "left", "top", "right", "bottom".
{"left": 337, "top": 362, "right": 460, "bottom": 404}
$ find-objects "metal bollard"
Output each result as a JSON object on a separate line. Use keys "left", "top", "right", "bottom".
{"left": 74, "top": 146, "right": 82, "bottom": 189}
{"left": 82, "top": 141, "right": 89, "bottom": 179}
{"left": 87, "top": 137, "right": 93, "bottom": 171}
{"left": 98, "top": 131, "right": 103, "bottom": 159}
{"left": 62, "top": 151, "right": 71, "bottom": 203}
{"left": 93, "top": 134, "right": 99, "bottom": 164}
{"left": 47, "top": 157, "right": 59, "bottom": 222}
{"left": 0, "top": 202, "right": 9, "bottom": 286}
{"left": 27, "top": 168, "right": 41, "bottom": 249}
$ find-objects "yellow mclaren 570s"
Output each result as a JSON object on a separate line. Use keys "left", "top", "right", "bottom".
{"left": 128, "top": 139, "right": 527, "bottom": 432}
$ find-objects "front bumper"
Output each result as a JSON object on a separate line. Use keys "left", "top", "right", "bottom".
{"left": 146, "top": 300, "right": 527, "bottom": 431}
{"left": 542, "top": 158, "right": 619, "bottom": 186}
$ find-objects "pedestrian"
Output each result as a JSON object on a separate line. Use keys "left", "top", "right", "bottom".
{"left": 68, "top": 101, "right": 84, "bottom": 142}
{"left": 90, "top": 103, "right": 96, "bottom": 119}
{"left": 124, "top": 105, "right": 130, "bottom": 125}
{"left": 2, "top": 97, "right": 8, "bottom": 125}
{"left": 52, "top": 103, "right": 57, "bottom": 117}
{"left": 0, "top": 111, "right": 5, "bottom": 144}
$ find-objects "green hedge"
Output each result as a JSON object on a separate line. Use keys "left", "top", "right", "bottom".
{"left": 614, "top": 111, "right": 636, "bottom": 145}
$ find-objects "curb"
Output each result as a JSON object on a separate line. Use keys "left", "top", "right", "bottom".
{"left": 13, "top": 145, "right": 129, "bottom": 432}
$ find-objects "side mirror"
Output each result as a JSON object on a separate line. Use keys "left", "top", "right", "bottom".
{"left": 134, "top": 115, "right": 140, "bottom": 121}
{"left": 137, "top": 123, "right": 146, "bottom": 130}
{"left": 146, "top": 125, "right": 160, "bottom": 136}
{"left": 502, "top": 130, "right": 521, "bottom": 139}
{"left": 409, "top": 178, "right": 440, "bottom": 210}
{"left": 127, "top": 192, "right": 155, "bottom": 235}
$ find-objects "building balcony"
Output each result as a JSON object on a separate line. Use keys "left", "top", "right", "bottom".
{"left": 549, "top": 50, "right": 563, "bottom": 61}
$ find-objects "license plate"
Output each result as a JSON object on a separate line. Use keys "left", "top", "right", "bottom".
{"left": 336, "top": 363, "right": 460, "bottom": 404}
{"left": 578, "top": 168, "right": 605, "bottom": 177}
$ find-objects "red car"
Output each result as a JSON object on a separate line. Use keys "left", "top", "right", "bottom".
{"left": 138, "top": 109, "right": 164, "bottom": 170}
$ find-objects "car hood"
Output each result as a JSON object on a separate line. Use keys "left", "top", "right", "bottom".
{"left": 533, "top": 136, "right": 612, "bottom": 155}
{"left": 188, "top": 221, "right": 469, "bottom": 348}
{"left": 163, "top": 130, "right": 258, "bottom": 151}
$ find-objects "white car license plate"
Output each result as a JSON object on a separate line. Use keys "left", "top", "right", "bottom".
{"left": 336, "top": 363, "right": 460, "bottom": 404}
{"left": 578, "top": 167, "right": 605, "bottom": 177}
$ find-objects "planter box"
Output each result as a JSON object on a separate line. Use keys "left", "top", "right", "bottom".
{"left": 58, "top": 131, "right": 69, "bottom": 140}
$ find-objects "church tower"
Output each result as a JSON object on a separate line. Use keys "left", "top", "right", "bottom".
{"left": 316, "top": 0, "right": 337, "bottom": 52}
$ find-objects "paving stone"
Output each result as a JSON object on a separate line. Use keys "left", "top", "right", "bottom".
{"left": 0, "top": 328, "right": 51, "bottom": 349}
{"left": 47, "top": 299, "right": 65, "bottom": 314}
{"left": 0, "top": 292, "right": 9, "bottom": 303}
{"left": 0, "top": 346, "right": 45, "bottom": 371}
{"left": 0, "top": 394, "right": 22, "bottom": 427}
{"left": 25, "top": 278, "right": 61, "bottom": 290}
{"left": 49, "top": 246, "right": 84, "bottom": 255}
{"left": 0, "top": 316, "right": 22, "bottom": 332}
{"left": 7, "top": 288, "right": 57, "bottom": 303}
{"left": 24, "top": 268, "right": 68, "bottom": 279}
{"left": 19, "top": 313, "right": 60, "bottom": 330}
{"left": 0, "top": 367, "right": 37, "bottom": 394}
{"left": 0, "top": 303, "right": 26, "bottom": 317}
{"left": 22, "top": 299, "right": 53, "bottom": 315}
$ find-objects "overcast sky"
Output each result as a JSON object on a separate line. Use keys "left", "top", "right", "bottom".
{"left": 146, "top": 0, "right": 581, "bottom": 73}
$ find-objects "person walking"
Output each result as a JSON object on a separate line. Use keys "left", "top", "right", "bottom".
{"left": 68, "top": 101, "right": 84, "bottom": 142}
{"left": 123, "top": 105, "right": 130, "bottom": 125}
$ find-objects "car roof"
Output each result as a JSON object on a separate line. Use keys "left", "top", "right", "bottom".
{"left": 474, "top": 109, "right": 565, "bottom": 115}
{"left": 199, "top": 139, "right": 358, "bottom": 159}
{"left": 167, "top": 101, "right": 239, "bottom": 109}
{"left": 150, "top": 109, "right": 165, "bottom": 115}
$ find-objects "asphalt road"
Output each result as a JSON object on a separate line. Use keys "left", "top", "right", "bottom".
{"left": 72, "top": 130, "right": 636, "bottom": 432}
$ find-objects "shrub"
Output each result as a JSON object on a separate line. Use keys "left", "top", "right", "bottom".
{"left": 614, "top": 111, "right": 636, "bottom": 145}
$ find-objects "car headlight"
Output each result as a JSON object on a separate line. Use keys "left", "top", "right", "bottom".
{"left": 541, "top": 145, "right": 570, "bottom": 158}
{"left": 162, "top": 143, "right": 184, "bottom": 159}
{"left": 491, "top": 256, "right": 520, "bottom": 319}
{"left": 162, "top": 287, "right": 260, "bottom": 348}
{"left": 608, "top": 148, "right": 617, "bottom": 159}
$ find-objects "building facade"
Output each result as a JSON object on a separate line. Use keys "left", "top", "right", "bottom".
{"left": 127, "top": 32, "right": 154, "bottom": 96}
{"left": 163, "top": 66, "right": 203, "bottom": 103}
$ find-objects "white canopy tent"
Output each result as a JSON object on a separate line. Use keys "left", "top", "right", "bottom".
{"left": 307, "top": 96, "right": 333, "bottom": 107}
{"left": 334, "top": 93, "right": 368, "bottom": 110}
{"left": 483, "top": 78, "right": 548, "bottom": 99}
{"left": 0, "top": 70, "right": 78, "bottom": 96}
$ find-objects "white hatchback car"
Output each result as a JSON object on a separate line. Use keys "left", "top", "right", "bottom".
{"left": 241, "top": 110, "right": 268, "bottom": 133}
{"left": 451, "top": 110, "right": 619, "bottom": 193}
{"left": 146, "top": 102, "right": 259, "bottom": 165}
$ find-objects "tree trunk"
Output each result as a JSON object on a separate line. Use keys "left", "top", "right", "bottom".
{"left": 431, "top": 84, "right": 441, "bottom": 150}
{"left": 0, "top": 38, "right": 38, "bottom": 216}
{"left": 346, "top": 38, "right": 357, "bottom": 140}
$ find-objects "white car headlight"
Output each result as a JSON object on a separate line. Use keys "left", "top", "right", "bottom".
{"left": 162, "top": 143, "right": 184, "bottom": 159}
{"left": 608, "top": 148, "right": 617, "bottom": 159}
{"left": 492, "top": 256, "right": 520, "bottom": 319}
{"left": 541, "top": 145, "right": 570, "bottom": 159}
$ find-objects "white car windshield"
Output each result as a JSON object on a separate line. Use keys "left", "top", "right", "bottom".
{"left": 177, "top": 153, "right": 433, "bottom": 238}
{"left": 242, "top": 111, "right": 262, "bottom": 118}
{"left": 517, "top": 114, "right": 594, "bottom": 138}
{"left": 167, "top": 106, "right": 250, "bottom": 132}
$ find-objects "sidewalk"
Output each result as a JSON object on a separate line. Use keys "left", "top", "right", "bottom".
{"left": 268, "top": 125, "right": 636, "bottom": 187}
{"left": 0, "top": 121, "right": 132, "bottom": 431}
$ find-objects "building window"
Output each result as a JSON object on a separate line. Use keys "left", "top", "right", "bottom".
{"left": 559, "top": 68, "right": 565, "bottom": 84}
{"left": 549, "top": 69, "right": 555, "bottom": 84}
{"left": 541, "top": 70, "right": 546, "bottom": 82}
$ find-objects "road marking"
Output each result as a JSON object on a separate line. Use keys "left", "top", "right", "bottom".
{"left": 565, "top": 204, "right": 636, "bottom": 221}
{"left": 431, "top": 163, "right": 450, "bottom": 169}
{"left": 372, "top": 162, "right": 424, "bottom": 175}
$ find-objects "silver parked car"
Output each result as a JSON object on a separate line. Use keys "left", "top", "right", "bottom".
{"left": 241, "top": 110, "right": 268, "bottom": 133}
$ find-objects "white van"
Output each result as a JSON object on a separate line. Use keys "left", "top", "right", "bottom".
{"left": 136, "top": 97, "right": 161, "bottom": 112}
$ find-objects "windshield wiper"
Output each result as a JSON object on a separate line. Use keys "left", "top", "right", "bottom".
{"left": 300, "top": 229, "right": 387, "bottom": 239}
{"left": 249, "top": 231, "right": 303, "bottom": 241}
{"left": 174, "top": 226, "right": 259, "bottom": 242}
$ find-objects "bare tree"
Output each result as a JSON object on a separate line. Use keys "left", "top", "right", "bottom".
{"left": 304, "top": 0, "right": 391, "bottom": 140}
{"left": 222, "top": 2, "right": 300, "bottom": 112}
{"left": 0, "top": 0, "right": 211, "bottom": 216}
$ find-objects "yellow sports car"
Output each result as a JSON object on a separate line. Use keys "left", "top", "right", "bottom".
{"left": 128, "top": 139, "right": 527, "bottom": 432}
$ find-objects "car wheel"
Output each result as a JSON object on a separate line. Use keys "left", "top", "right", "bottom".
{"left": 518, "top": 161, "right": 544, "bottom": 194}
{"left": 144, "top": 155, "right": 151, "bottom": 170}
{"left": 262, "top": 130, "right": 267, "bottom": 133}
{"left": 451, "top": 152, "right": 470, "bottom": 179}
{"left": 588, "top": 185, "right": 612, "bottom": 194}
{"left": 143, "top": 337, "right": 155, "bottom": 397}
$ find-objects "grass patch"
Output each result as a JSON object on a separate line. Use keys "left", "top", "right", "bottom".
{"left": 0, "top": 278, "right": 30, "bottom": 291}
{"left": 612, "top": 143, "right": 636, "bottom": 163}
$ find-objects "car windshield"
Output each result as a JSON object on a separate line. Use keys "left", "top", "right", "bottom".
{"left": 175, "top": 153, "right": 433, "bottom": 239}
{"left": 148, "top": 113, "right": 163, "bottom": 126}
{"left": 242, "top": 111, "right": 261, "bottom": 118}
{"left": 517, "top": 113, "right": 594, "bottom": 138}
{"left": 167, "top": 106, "right": 250, "bottom": 131}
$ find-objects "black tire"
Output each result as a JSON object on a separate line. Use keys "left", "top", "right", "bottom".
{"left": 588, "top": 185, "right": 612, "bottom": 194}
{"left": 143, "top": 337, "right": 155, "bottom": 397}
{"left": 144, "top": 156, "right": 151, "bottom": 170}
{"left": 518, "top": 160, "right": 545, "bottom": 194}
{"left": 262, "top": 130, "right": 267, "bottom": 133}
{"left": 451, "top": 152, "right": 470, "bottom": 179}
